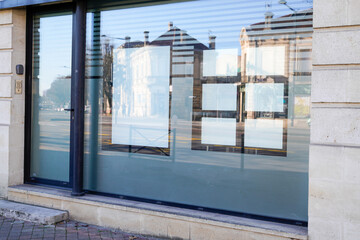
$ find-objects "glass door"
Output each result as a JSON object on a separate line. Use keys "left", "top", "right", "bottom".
{"left": 29, "top": 10, "right": 73, "bottom": 185}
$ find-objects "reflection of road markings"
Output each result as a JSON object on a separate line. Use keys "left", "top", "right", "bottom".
{"left": 176, "top": 136, "right": 201, "bottom": 141}
{"left": 211, "top": 145, "right": 292, "bottom": 153}
{"left": 243, "top": 147, "right": 292, "bottom": 153}
{"left": 99, "top": 135, "right": 294, "bottom": 154}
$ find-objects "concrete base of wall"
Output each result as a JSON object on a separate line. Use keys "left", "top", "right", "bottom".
{"left": 7, "top": 184, "right": 307, "bottom": 240}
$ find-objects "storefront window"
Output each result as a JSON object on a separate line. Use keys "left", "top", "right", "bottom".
{"left": 84, "top": 0, "right": 313, "bottom": 222}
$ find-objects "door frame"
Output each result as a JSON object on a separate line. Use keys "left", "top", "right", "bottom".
{"left": 24, "top": 2, "right": 76, "bottom": 188}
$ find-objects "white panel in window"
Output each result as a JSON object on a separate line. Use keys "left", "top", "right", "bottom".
{"left": 244, "top": 119, "right": 283, "bottom": 149}
{"left": 201, "top": 117, "right": 236, "bottom": 146}
{"left": 203, "top": 49, "right": 238, "bottom": 77}
{"left": 245, "top": 83, "right": 284, "bottom": 112}
{"left": 112, "top": 46, "right": 170, "bottom": 148}
{"left": 245, "top": 46, "right": 285, "bottom": 76}
{"left": 172, "top": 63, "right": 194, "bottom": 75}
{"left": 172, "top": 56, "right": 194, "bottom": 63}
{"left": 202, "top": 83, "right": 237, "bottom": 111}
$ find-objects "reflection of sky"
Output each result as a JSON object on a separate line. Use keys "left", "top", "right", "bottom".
{"left": 97, "top": 0, "right": 312, "bottom": 51}
{"left": 37, "top": 15, "right": 72, "bottom": 96}
{"left": 39, "top": 0, "right": 312, "bottom": 95}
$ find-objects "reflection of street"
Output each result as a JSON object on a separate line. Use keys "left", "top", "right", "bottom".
{"left": 38, "top": 110, "right": 71, "bottom": 152}
{"left": 42, "top": 110, "right": 310, "bottom": 170}
{"left": 95, "top": 114, "right": 309, "bottom": 173}
{"left": 31, "top": 110, "right": 70, "bottom": 182}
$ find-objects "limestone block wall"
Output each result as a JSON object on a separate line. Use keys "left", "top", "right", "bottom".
{"left": 309, "top": 0, "right": 360, "bottom": 239}
{"left": 0, "top": 9, "right": 26, "bottom": 198}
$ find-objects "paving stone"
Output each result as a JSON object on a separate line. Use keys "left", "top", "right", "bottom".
{"left": 0, "top": 216, "right": 166, "bottom": 240}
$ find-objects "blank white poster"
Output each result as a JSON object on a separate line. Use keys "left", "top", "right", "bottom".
{"left": 244, "top": 119, "right": 283, "bottom": 149}
{"left": 246, "top": 46, "right": 285, "bottom": 76}
{"left": 202, "top": 84, "right": 237, "bottom": 111}
{"left": 112, "top": 46, "right": 170, "bottom": 148}
{"left": 201, "top": 117, "right": 236, "bottom": 146}
{"left": 203, "top": 49, "right": 238, "bottom": 76}
{"left": 245, "top": 83, "right": 284, "bottom": 112}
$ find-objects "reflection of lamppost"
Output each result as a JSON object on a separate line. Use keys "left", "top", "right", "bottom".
{"left": 278, "top": 0, "right": 297, "bottom": 12}
{"left": 100, "top": 34, "right": 126, "bottom": 41}
{"left": 279, "top": 0, "right": 298, "bottom": 126}
{"left": 101, "top": 34, "right": 132, "bottom": 49}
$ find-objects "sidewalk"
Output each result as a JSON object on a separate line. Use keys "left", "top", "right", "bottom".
{"left": 0, "top": 216, "right": 165, "bottom": 240}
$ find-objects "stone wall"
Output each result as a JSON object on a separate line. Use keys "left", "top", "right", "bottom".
{"left": 0, "top": 9, "right": 26, "bottom": 198}
{"left": 309, "top": 0, "right": 360, "bottom": 239}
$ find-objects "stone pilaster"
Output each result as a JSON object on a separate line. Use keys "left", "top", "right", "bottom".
{"left": 0, "top": 9, "right": 26, "bottom": 198}
{"left": 309, "top": 0, "right": 360, "bottom": 239}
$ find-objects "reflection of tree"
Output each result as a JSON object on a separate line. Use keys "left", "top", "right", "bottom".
{"left": 103, "top": 41, "right": 113, "bottom": 113}
{"left": 45, "top": 76, "right": 71, "bottom": 107}
{"left": 294, "top": 97, "right": 310, "bottom": 117}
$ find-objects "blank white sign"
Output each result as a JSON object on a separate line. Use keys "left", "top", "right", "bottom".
{"left": 246, "top": 46, "right": 285, "bottom": 76}
{"left": 203, "top": 49, "right": 238, "bottom": 77}
{"left": 245, "top": 83, "right": 284, "bottom": 112}
{"left": 201, "top": 117, "right": 236, "bottom": 146}
{"left": 244, "top": 119, "right": 283, "bottom": 149}
{"left": 112, "top": 46, "right": 170, "bottom": 148}
{"left": 202, "top": 84, "right": 237, "bottom": 111}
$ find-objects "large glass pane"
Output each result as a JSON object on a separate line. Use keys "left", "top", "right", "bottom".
{"left": 30, "top": 13, "right": 72, "bottom": 182}
{"left": 84, "top": 0, "right": 312, "bottom": 222}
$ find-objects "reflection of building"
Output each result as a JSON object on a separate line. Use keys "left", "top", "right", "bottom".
{"left": 108, "top": 23, "right": 211, "bottom": 154}
{"left": 114, "top": 23, "right": 243, "bottom": 154}
{"left": 126, "top": 22, "right": 209, "bottom": 117}
{"left": 240, "top": 9, "right": 313, "bottom": 123}
{"left": 110, "top": 13, "right": 314, "bottom": 156}
{"left": 114, "top": 22, "right": 210, "bottom": 120}
{"left": 114, "top": 47, "right": 170, "bottom": 118}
